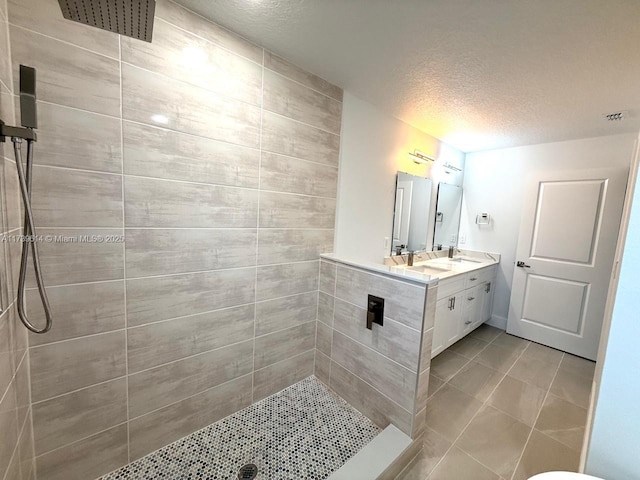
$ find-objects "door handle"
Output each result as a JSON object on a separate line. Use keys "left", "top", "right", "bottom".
{"left": 516, "top": 261, "right": 531, "bottom": 268}
{"left": 465, "top": 320, "right": 472, "bottom": 325}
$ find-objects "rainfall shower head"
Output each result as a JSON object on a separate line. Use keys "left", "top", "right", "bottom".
{"left": 57, "top": 0, "right": 156, "bottom": 42}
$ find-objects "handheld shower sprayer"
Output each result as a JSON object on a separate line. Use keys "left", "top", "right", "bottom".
{"left": 0, "top": 65, "right": 53, "bottom": 334}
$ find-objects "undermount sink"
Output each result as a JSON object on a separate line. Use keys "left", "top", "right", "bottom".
{"left": 430, "top": 256, "right": 482, "bottom": 265}
{"left": 408, "top": 264, "right": 453, "bottom": 274}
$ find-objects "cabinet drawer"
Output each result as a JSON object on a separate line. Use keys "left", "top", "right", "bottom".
{"left": 465, "top": 265, "right": 497, "bottom": 289}
{"left": 437, "top": 276, "right": 467, "bottom": 300}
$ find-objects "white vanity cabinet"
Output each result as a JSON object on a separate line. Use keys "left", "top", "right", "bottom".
{"left": 431, "top": 265, "right": 497, "bottom": 358}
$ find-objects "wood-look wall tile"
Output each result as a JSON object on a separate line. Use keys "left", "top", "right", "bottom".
{"left": 3, "top": 442, "right": 20, "bottom": 480}
{"left": 35, "top": 424, "right": 128, "bottom": 480}
{"left": 127, "top": 304, "right": 255, "bottom": 373}
{"left": 418, "top": 329, "right": 434, "bottom": 375}
{"left": 257, "top": 229, "right": 334, "bottom": 265}
{"left": 415, "top": 368, "right": 431, "bottom": 414}
{"left": 32, "top": 378, "right": 127, "bottom": 455}
{"left": 255, "top": 292, "right": 318, "bottom": 336}
{"left": 263, "top": 69, "right": 342, "bottom": 134}
{"left": 29, "top": 331, "right": 126, "bottom": 402}
{"left": 254, "top": 322, "right": 316, "bottom": 370}
{"left": 259, "top": 192, "right": 336, "bottom": 229}
{"left": 155, "top": 0, "right": 263, "bottom": 64}
{"left": 332, "top": 331, "right": 416, "bottom": 411}
{"left": 8, "top": 0, "right": 119, "bottom": 58}
{"left": 129, "top": 374, "right": 252, "bottom": 460}
{"left": 0, "top": 308, "right": 14, "bottom": 394}
{"left": 123, "top": 121, "right": 259, "bottom": 188}
{"left": 319, "top": 260, "right": 336, "bottom": 294}
{"left": 260, "top": 152, "right": 338, "bottom": 198}
{"left": 124, "top": 176, "right": 258, "bottom": 228}
{"left": 122, "top": 64, "right": 261, "bottom": 148}
{"left": 31, "top": 167, "right": 123, "bottom": 227}
{"left": 17, "top": 409, "right": 35, "bottom": 480}
{"left": 0, "top": 382, "right": 19, "bottom": 478}
{"left": 25, "top": 228, "right": 124, "bottom": 287}
{"left": 264, "top": 51, "right": 342, "bottom": 101}
{"left": 26, "top": 281, "right": 125, "bottom": 346}
{"left": 10, "top": 26, "right": 120, "bottom": 116}
{"left": 126, "top": 267, "right": 256, "bottom": 326}
{"left": 329, "top": 361, "right": 412, "bottom": 436}
{"left": 128, "top": 340, "right": 253, "bottom": 418}
{"left": 2, "top": 160, "right": 21, "bottom": 231}
{"left": 125, "top": 228, "right": 257, "bottom": 277}
{"left": 13, "top": 352, "right": 29, "bottom": 430}
{"left": 335, "top": 265, "right": 426, "bottom": 331}
{"left": 122, "top": 19, "right": 262, "bottom": 106}
{"left": 315, "top": 350, "right": 330, "bottom": 385}
{"left": 318, "top": 291, "right": 335, "bottom": 327}
{"left": 333, "top": 299, "right": 421, "bottom": 371}
{"left": 0, "top": 18, "right": 10, "bottom": 93}
{"left": 253, "top": 350, "right": 314, "bottom": 402}
{"left": 316, "top": 321, "right": 332, "bottom": 357}
{"left": 22, "top": 102, "right": 122, "bottom": 173}
{"left": 255, "top": 260, "right": 318, "bottom": 301}
{"left": 261, "top": 112, "right": 340, "bottom": 166}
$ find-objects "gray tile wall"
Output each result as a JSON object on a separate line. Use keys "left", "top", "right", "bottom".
{"left": 5, "top": 0, "right": 342, "bottom": 478}
{"left": 315, "top": 259, "right": 436, "bottom": 439}
{"left": 1, "top": 0, "right": 37, "bottom": 478}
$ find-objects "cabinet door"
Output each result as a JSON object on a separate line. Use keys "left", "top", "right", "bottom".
{"left": 432, "top": 297, "right": 450, "bottom": 357}
{"left": 447, "top": 293, "right": 463, "bottom": 346}
{"left": 433, "top": 296, "right": 458, "bottom": 358}
{"left": 481, "top": 280, "right": 495, "bottom": 323}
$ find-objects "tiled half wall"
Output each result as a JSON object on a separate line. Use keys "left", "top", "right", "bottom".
{"left": 316, "top": 258, "right": 437, "bottom": 439}
{"left": 5, "top": 0, "right": 342, "bottom": 478}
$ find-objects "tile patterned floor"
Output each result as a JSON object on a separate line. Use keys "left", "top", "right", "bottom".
{"left": 398, "top": 324, "right": 595, "bottom": 480}
{"left": 101, "top": 376, "right": 380, "bottom": 480}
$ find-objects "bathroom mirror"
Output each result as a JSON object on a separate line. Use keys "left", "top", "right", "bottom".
{"left": 433, "top": 183, "right": 463, "bottom": 247}
{"left": 391, "top": 172, "right": 433, "bottom": 254}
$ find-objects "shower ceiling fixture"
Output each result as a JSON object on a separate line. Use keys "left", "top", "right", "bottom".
{"left": 57, "top": 0, "right": 156, "bottom": 42}
{"left": 408, "top": 150, "right": 435, "bottom": 165}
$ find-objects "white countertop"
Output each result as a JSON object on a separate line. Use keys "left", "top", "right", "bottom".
{"left": 321, "top": 250, "right": 500, "bottom": 285}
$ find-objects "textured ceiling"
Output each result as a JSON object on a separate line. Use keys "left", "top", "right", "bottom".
{"left": 175, "top": 0, "right": 640, "bottom": 152}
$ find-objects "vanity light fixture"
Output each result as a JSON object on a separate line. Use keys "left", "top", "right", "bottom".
{"left": 408, "top": 149, "right": 436, "bottom": 165}
{"left": 442, "top": 162, "right": 462, "bottom": 173}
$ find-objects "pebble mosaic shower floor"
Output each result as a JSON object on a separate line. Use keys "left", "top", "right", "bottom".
{"left": 100, "top": 376, "right": 381, "bottom": 480}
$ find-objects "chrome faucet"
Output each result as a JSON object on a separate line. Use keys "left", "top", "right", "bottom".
{"left": 448, "top": 245, "right": 455, "bottom": 259}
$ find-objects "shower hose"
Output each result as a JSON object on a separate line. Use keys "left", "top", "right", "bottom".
{"left": 12, "top": 137, "right": 53, "bottom": 333}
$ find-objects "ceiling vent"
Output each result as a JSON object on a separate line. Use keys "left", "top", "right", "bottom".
{"left": 57, "top": 0, "right": 156, "bottom": 42}
{"left": 603, "top": 111, "right": 627, "bottom": 122}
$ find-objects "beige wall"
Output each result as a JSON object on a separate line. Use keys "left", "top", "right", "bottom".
{"left": 1, "top": 0, "right": 36, "bottom": 477}
{"left": 316, "top": 258, "right": 436, "bottom": 438}
{"left": 5, "top": 0, "right": 342, "bottom": 478}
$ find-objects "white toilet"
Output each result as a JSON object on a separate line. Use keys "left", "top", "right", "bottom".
{"left": 529, "top": 473, "right": 605, "bottom": 480}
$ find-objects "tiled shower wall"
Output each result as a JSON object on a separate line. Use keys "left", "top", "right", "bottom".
{"left": 6, "top": 0, "right": 342, "bottom": 478}
{"left": 1, "top": 0, "right": 36, "bottom": 477}
{"left": 315, "top": 258, "right": 436, "bottom": 439}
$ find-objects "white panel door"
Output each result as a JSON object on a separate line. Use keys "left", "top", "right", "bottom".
{"left": 507, "top": 168, "right": 628, "bottom": 360}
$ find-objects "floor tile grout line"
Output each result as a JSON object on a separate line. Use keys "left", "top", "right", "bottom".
{"left": 426, "top": 331, "right": 531, "bottom": 479}
{"left": 507, "top": 352, "right": 566, "bottom": 480}
{"left": 427, "top": 329, "right": 501, "bottom": 399}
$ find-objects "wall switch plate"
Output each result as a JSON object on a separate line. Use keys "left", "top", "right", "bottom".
{"left": 459, "top": 234, "right": 466, "bottom": 244}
